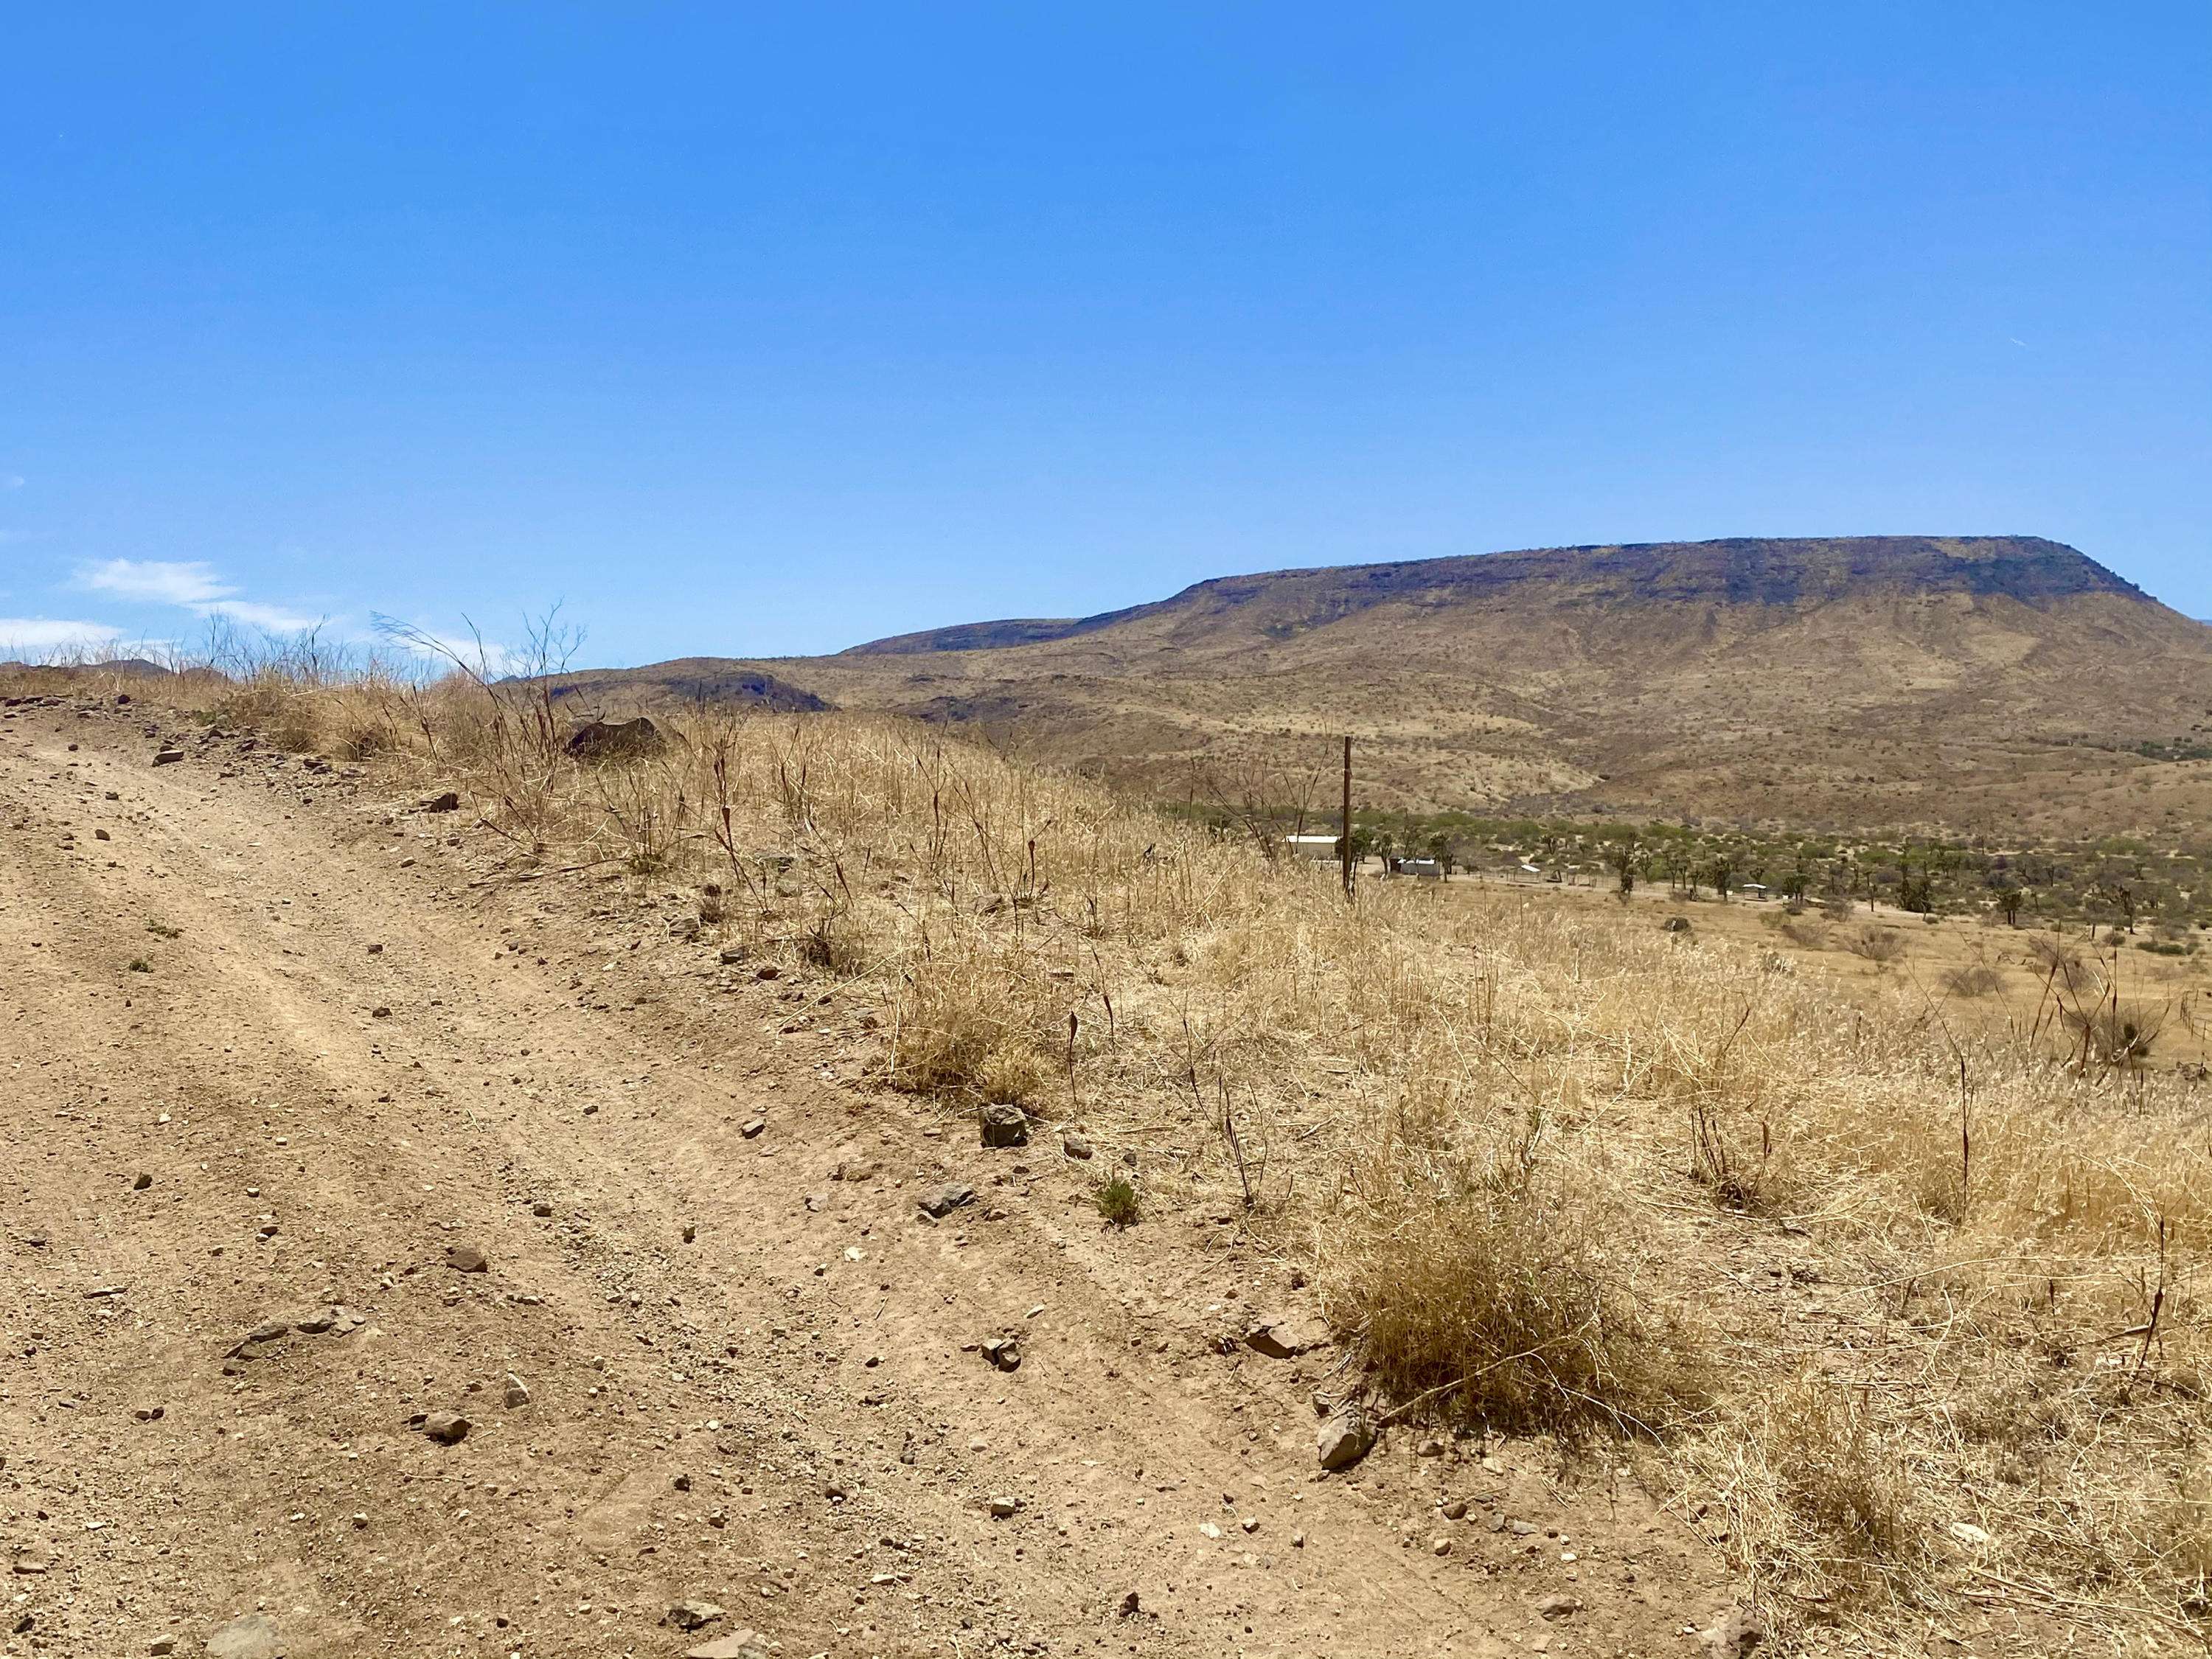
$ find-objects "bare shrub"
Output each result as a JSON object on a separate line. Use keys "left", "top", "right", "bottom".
{"left": 2061, "top": 998, "right": 2165, "bottom": 1068}
{"left": 1776, "top": 918, "right": 1826, "bottom": 950}
{"left": 2023, "top": 931, "right": 2087, "bottom": 992}
{"left": 1843, "top": 924, "right": 1905, "bottom": 967}
{"left": 1941, "top": 962, "right": 2003, "bottom": 998}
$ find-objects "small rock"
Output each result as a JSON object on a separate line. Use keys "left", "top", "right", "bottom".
{"left": 987, "top": 1498, "right": 1017, "bottom": 1519}
{"left": 682, "top": 1222, "right": 698, "bottom": 1243}
{"left": 1117, "top": 1590, "right": 1140, "bottom": 1617}
{"left": 531, "top": 1200, "right": 553, "bottom": 1217}
{"left": 1240, "top": 1516, "right": 1259, "bottom": 1534}
{"left": 982, "top": 1336, "right": 1023, "bottom": 1373}
{"left": 665, "top": 1600, "right": 724, "bottom": 1632}
{"left": 133, "top": 1405, "right": 164, "bottom": 1422}
{"left": 919, "top": 1182, "right": 976, "bottom": 1219}
{"left": 132, "top": 1172, "right": 152, "bottom": 1190}
{"left": 420, "top": 1411, "right": 470, "bottom": 1444}
{"left": 444, "top": 1242, "right": 489, "bottom": 1273}
{"left": 1245, "top": 1316, "right": 1326, "bottom": 1360}
{"left": 1316, "top": 1408, "right": 1377, "bottom": 1472}
{"left": 422, "top": 790, "right": 462, "bottom": 812}
{"left": 1431, "top": 1535, "right": 1452, "bottom": 1557}
{"left": 754, "top": 963, "right": 781, "bottom": 981}
{"left": 1701, "top": 1607, "right": 1766, "bottom": 1657}
{"left": 1663, "top": 916, "right": 1693, "bottom": 934}
{"left": 150, "top": 1638, "right": 177, "bottom": 1655}
{"left": 151, "top": 749, "right": 184, "bottom": 766}
{"left": 503, "top": 1374, "right": 531, "bottom": 1408}
{"left": 226, "top": 1321, "right": 289, "bottom": 1357}
{"left": 1535, "top": 1593, "right": 1580, "bottom": 1621}
{"left": 1416, "top": 1437, "right": 1447, "bottom": 1458}
{"left": 740, "top": 1119, "right": 766, "bottom": 1139}
{"left": 979, "top": 1104, "right": 1029, "bottom": 1148}
{"left": 1441, "top": 1498, "right": 1468, "bottom": 1520}
{"left": 204, "top": 1613, "right": 282, "bottom": 1659}
{"left": 686, "top": 1636, "right": 770, "bottom": 1659}
{"left": 717, "top": 945, "right": 749, "bottom": 964}
{"left": 1061, "top": 1133, "right": 1094, "bottom": 1160}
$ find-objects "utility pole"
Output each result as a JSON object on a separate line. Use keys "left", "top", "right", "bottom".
{"left": 1340, "top": 735, "right": 1354, "bottom": 899}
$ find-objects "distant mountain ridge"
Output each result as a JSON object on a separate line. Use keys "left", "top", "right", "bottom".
{"left": 552, "top": 536, "right": 2212, "bottom": 834}
{"left": 845, "top": 536, "right": 2149, "bottom": 657}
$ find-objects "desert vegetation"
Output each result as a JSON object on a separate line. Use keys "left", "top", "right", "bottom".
{"left": 1191, "top": 805, "right": 2212, "bottom": 934}
{"left": 11, "top": 650, "right": 2211, "bottom": 1652}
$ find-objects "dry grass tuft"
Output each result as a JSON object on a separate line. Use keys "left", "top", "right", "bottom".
{"left": 1326, "top": 1150, "right": 1704, "bottom": 1439}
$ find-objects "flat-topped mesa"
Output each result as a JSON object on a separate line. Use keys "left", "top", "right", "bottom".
{"left": 839, "top": 536, "right": 2150, "bottom": 655}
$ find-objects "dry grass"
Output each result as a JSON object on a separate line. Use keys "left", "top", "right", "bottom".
{"left": 13, "top": 655, "right": 2212, "bottom": 1652}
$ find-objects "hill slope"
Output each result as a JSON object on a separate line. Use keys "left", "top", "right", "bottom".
{"left": 566, "top": 537, "right": 2212, "bottom": 832}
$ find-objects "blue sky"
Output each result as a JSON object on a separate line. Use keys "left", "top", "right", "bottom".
{"left": 3, "top": 3, "right": 2207, "bottom": 664}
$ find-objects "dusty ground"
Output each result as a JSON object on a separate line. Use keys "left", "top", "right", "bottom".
{"left": 0, "top": 694, "right": 1745, "bottom": 1658}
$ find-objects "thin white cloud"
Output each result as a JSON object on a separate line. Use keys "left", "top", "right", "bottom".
{"left": 0, "top": 474, "right": 24, "bottom": 490}
{"left": 400, "top": 631, "right": 522, "bottom": 677}
{"left": 0, "top": 617, "right": 127, "bottom": 655}
{"left": 80, "top": 558, "right": 234, "bottom": 606}
{"left": 74, "top": 558, "right": 331, "bottom": 637}
{"left": 199, "top": 599, "right": 330, "bottom": 634}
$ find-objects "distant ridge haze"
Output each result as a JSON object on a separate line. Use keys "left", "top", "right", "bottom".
{"left": 547, "top": 536, "right": 2212, "bottom": 835}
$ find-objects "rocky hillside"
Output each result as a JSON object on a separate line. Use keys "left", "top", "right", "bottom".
{"left": 559, "top": 537, "right": 2212, "bottom": 832}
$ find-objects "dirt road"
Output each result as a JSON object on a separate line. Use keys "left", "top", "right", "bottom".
{"left": 0, "top": 694, "right": 1733, "bottom": 1658}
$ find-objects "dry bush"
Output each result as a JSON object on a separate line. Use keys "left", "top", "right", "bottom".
{"left": 888, "top": 932, "right": 1062, "bottom": 1106}
{"left": 2024, "top": 930, "right": 2089, "bottom": 993}
{"left": 1775, "top": 917, "right": 1827, "bottom": 950}
{"left": 1776, "top": 1382, "right": 1916, "bottom": 1559}
{"left": 1723, "top": 1379, "right": 1925, "bottom": 1604}
{"left": 1941, "top": 961, "right": 2004, "bottom": 998}
{"left": 1843, "top": 923, "right": 1905, "bottom": 967}
{"left": 1326, "top": 1150, "right": 1703, "bottom": 1440}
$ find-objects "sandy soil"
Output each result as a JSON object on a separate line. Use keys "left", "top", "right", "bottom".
{"left": 0, "top": 693, "right": 1743, "bottom": 1658}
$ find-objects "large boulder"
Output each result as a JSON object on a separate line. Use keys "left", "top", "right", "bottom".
{"left": 566, "top": 717, "right": 665, "bottom": 762}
